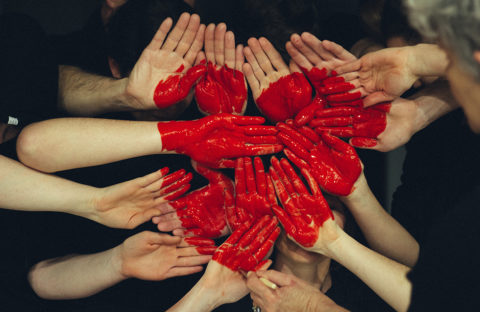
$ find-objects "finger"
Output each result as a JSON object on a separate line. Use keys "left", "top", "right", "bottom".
{"left": 242, "top": 124, "right": 278, "bottom": 135}
{"left": 235, "top": 44, "right": 245, "bottom": 72}
{"left": 160, "top": 171, "right": 193, "bottom": 193}
{"left": 238, "top": 215, "right": 272, "bottom": 247}
{"left": 185, "top": 24, "right": 206, "bottom": 65}
{"left": 148, "top": 169, "right": 186, "bottom": 191}
{"left": 143, "top": 231, "right": 181, "bottom": 245}
{"left": 244, "top": 157, "right": 256, "bottom": 195}
{"left": 164, "top": 266, "right": 204, "bottom": 279}
{"left": 172, "top": 228, "right": 186, "bottom": 236}
{"left": 254, "top": 157, "right": 267, "bottom": 198}
{"left": 235, "top": 157, "right": 247, "bottom": 196}
{"left": 243, "top": 62, "right": 260, "bottom": 97}
{"left": 251, "top": 225, "right": 280, "bottom": 263}
{"left": 277, "top": 122, "right": 315, "bottom": 151}
{"left": 294, "top": 96, "right": 327, "bottom": 126}
{"left": 146, "top": 17, "right": 173, "bottom": 51}
{"left": 291, "top": 33, "right": 323, "bottom": 65}
{"left": 153, "top": 212, "right": 184, "bottom": 231}
{"left": 161, "top": 183, "right": 191, "bottom": 202}
{"left": 258, "top": 37, "right": 288, "bottom": 74}
{"left": 266, "top": 172, "right": 277, "bottom": 205}
{"left": 350, "top": 137, "right": 378, "bottom": 149}
{"left": 256, "top": 269, "right": 293, "bottom": 287}
{"left": 152, "top": 202, "right": 176, "bottom": 215}
{"left": 271, "top": 204, "right": 296, "bottom": 238}
{"left": 289, "top": 60, "right": 303, "bottom": 74}
{"left": 247, "top": 38, "right": 274, "bottom": 74}
{"left": 214, "top": 23, "right": 227, "bottom": 66}
{"left": 182, "top": 237, "right": 215, "bottom": 247}
{"left": 240, "top": 144, "right": 284, "bottom": 156}
{"left": 162, "top": 13, "right": 191, "bottom": 51}
{"left": 286, "top": 40, "right": 313, "bottom": 71}
{"left": 309, "top": 117, "right": 353, "bottom": 127}
{"left": 194, "top": 51, "right": 206, "bottom": 66}
{"left": 268, "top": 160, "right": 290, "bottom": 205}
{"left": 243, "top": 45, "right": 267, "bottom": 86}
{"left": 283, "top": 148, "right": 310, "bottom": 171}
{"left": 299, "top": 168, "right": 321, "bottom": 197}
{"left": 326, "top": 91, "right": 362, "bottom": 103}
{"left": 175, "top": 14, "right": 201, "bottom": 56}
{"left": 127, "top": 209, "right": 164, "bottom": 229}
{"left": 137, "top": 167, "right": 169, "bottom": 187}
{"left": 363, "top": 91, "right": 396, "bottom": 107}
{"left": 270, "top": 156, "right": 296, "bottom": 195}
{"left": 279, "top": 158, "right": 308, "bottom": 194}
{"left": 204, "top": 23, "right": 216, "bottom": 63}
{"left": 277, "top": 132, "right": 311, "bottom": 162}
{"left": 335, "top": 58, "right": 361, "bottom": 75}
{"left": 224, "top": 31, "right": 236, "bottom": 68}
{"left": 177, "top": 246, "right": 213, "bottom": 257}
{"left": 315, "top": 126, "right": 354, "bottom": 137}
{"left": 321, "top": 39, "right": 356, "bottom": 62}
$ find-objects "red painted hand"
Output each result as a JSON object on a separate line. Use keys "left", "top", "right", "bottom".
{"left": 184, "top": 237, "right": 218, "bottom": 255}
{"left": 125, "top": 13, "right": 206, "bottom": 110}
{"left": 243, "top": 37, "right": 312, "bottom": 123}
{"left": 194, "top": 24, "right": 247, "bottom": 115}
{"left": 227, "top": 157, "right": 277, "bottom": 231}
{"left": 309, "top": 103, "right": 391, "bottom": 148}
{"left": 157, "top": 114, "right": 283, "bottom": 168}
{"left": 153, "top": 161, "right": 233, "bottom": 238}
{"left": 269, "top": 156, "right": 333, "bottom": 248}
{"left": 277, "top": 122, "right": 361, "bottom": 196}
{"left": 213, "top": 215, "right": 280, "bottom": 272}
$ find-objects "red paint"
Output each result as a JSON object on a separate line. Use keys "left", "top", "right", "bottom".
{"left": 294, "top": 95, "right": 327, "bottom": 126}
{"left": 153, "top": 64, "right": 206, "bottom": 108}
{"left": 311, "top": 103, "right": 391, "bottom": 144}
{"left": 170, "top": 164, "right": 234, "bottom": 238}
{"left": 195, "top": 62, "right": 247, "bottom": 115}
{"left": 213, "top": 215, "right": 280, "bottom": 271}
{"left": 277, "top": 124, "right": 361, "bottom": 196}
{"left": 269, "top": 157, "right": 333, "bottom": 247}
{"left": 157, "top": 114, "right": 283, "bottom": 168}
{"left": 256, "top": 72, "right": 313, "bottom": 123}
{"left": 228, "top": 157, "right": 276, "bottom": 231}
{"left": 184, "top": 237, "right": 217, "bottom": 255}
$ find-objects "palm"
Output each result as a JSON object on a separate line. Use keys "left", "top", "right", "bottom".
{"left": 203, "top": 261, "right": 249, "bottom": 304}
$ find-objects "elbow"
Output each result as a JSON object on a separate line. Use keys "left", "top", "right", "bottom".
{"left": 28, "top": 262, "right": 55, "bottom": 300}
{"left": 16, "top": 123, "right": 57, "bottom": 173}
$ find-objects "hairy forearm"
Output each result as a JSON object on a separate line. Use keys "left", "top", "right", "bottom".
{"left": 29, "top": 247, "right": 125, "bottom": 299}
{"left": 409, "top": 44, "right": 448, "bottom": 78}
{"left": 410, "top": 79, "right": 459, "bottom": 133}
{"left": 58, "top": 65, "right": 131, "bottom": 116}
{"left": 341, "top": 174, "right": 419, "bottom": 267}
{"left": 17, "top": 118, "right": 162, "bottom": 172}
{"left": 0, "top": 154, "right": 98, "bottom": 218}
{"left": 323, "top": 232, "right": 412, "bottom": 312}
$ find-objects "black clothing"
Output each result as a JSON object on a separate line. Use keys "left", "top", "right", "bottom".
{"left": 408, "top": 184, "right": 480, "bottom": 311}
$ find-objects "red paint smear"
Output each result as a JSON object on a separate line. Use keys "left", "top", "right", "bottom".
{"left": 195, "top": 62, "right": 247, "bottom": 115}
{"left": 256, "top": 72, "right": 312, "bottom": 123}
{"left": 153, "top": 64, "right": 206, "bottom": 108}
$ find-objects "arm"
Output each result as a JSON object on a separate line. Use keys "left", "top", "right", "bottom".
{"left": 17, "top": 114, "right": 282, "bottom": 172}
{"left": 0, "top": 154, "right": 190, "bottom": 228}
{"left": 59, "top": 13, "right": 206, "bottom": 116}
{"left": 340, "top": 172, "right": 419, "bottom": 267}
{"left": 29, "top": 232, "right": 214, "bottom": 300}
{"left": 167, "top": 215, "right": 279, "bottom": 312}
{"left": 247, "top": 269, "right": 349, "bottom": 312}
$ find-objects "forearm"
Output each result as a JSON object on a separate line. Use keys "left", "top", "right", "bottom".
{"left": 0, "top": 154, "right": 98, "bottom": 218}
{"left": 28, "top": 247, "right": 125, "bottom": 299}
{"left": 58, "top": 65, "right": 131, "bottom": 116}
{"left": 410, "top": 79, "right": 459, "bottom": 133}
{"left": 17, "top": 118, "right": 163, "bottom": 172}
{"left": 409, "top": 44, "right": 448, "bottom": 78}
{"left": 323, "top": 231, "right": 412, "bottom": 312}
{"left": 166, "top": 278, "right": 219, "bottom": 312}
{"left": 341, "top": 175, "right": 419, "bottom": 266}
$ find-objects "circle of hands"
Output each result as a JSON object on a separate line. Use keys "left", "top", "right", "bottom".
{"left": 106, "top": 11, "right": 424, "bottom": 308}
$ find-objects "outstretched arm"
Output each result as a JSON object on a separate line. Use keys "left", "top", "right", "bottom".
{"left": 0, "top": 154, "right": 190, "bottom": 228}
{"left": 29, "top": 232, "right": 214, "bottom": 300}
{"left": 59, "top": 13, "right": 206, "bottom": 116}
{"left": 17, "top": 114, "right": 282, "bottom": 172}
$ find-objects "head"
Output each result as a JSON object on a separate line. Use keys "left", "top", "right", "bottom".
{"left": 406, "top": 0, "right": 480, "bottom": 133}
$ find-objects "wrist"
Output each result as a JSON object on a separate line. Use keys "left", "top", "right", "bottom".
{"left": 410, "top": 44, "right": 448, "bottom": 77}
{"left": 110, "top": 244, "right": 130, "bottom": 281}
{"left": 173, "top": 277, "right": 221, "bottom": 312}
{"left": 340, "top": 172, "right": 369, "bottom": 205}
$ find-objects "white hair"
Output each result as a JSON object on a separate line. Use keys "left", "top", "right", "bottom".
{"left": 406, "top": 0, "right": 480, "bottom": 80}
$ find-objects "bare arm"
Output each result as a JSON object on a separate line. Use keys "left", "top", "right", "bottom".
{"left": 341, "top": 172, "right": 419, "bottom": 267}
{"left": 29, "top": 232, "right": 212, "bottom": 300}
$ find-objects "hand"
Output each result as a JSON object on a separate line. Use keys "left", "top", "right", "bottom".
{"left": 93, "top": 167, "right": 192, "bottom": 229}
{"left": 228, "top": 157, "right": 277, "bottom": 231}
{"left": 269, "top": 156, "right": 334, "bottom": 248}
{"left": 157, "top": 113, "right": 283, "bottom": 168}
{"left": 311, "top": 97, "right": 420, "bottom": 151}
{"left": 153, "top": 161, "right": 233, "bottom": 238}
{"left": 277, "top": 121, "right": 361, "bottom": 196}
{"left": 194, "top": 23, "right": 247, "bottom": 115}
{"left": 286, "top": 34, "right": 366, "bottom": 126}
{"left": 113, "top": 231, "right": 214, "bottom": 281}
{"left": 335, "top": 46, "right": 419, "bottom": 107}
{"left": 243, "top": 37, "right": 312, "bottom": 123}
{"left": 125, "top": 13, "right": 206, "bottom": 110}
{"left": 247, "top": 270, "right": 346, "bottom": 312}
{"left": 213, "top": 215, "right": 280, "bottom": 272}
